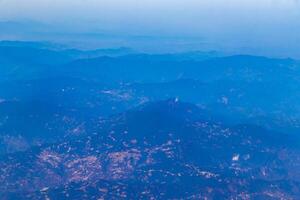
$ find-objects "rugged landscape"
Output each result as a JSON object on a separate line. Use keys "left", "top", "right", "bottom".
{"left": 1, "top": 41, "right": 300, "bottom": 199}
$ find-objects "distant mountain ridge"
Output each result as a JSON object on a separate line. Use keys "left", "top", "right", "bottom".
{"left": 1, "top": 41, "right": 300, "bottom": 199}
{"left": 1, "top": 43, "right": 300, "bottom": 153}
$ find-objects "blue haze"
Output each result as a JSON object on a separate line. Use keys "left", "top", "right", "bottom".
{"left": 1, "top": 1, "right": 300, "bottom": 199}
{"left": 1, "top": 0, "right": 300, "bottom": 57}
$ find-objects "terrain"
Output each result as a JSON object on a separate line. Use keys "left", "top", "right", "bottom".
{"left": 0, "top": 41, "right": 300, "bottom": 199}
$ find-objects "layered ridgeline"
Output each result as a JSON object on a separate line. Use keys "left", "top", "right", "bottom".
{"left": 1, "top": 99, "right": 300, "bottom": 199}
{"left": 0, "top": 41, "right": 300, "bottom": 199}
{"left": 0, "top": 41, "right": 299, "bottom": 154}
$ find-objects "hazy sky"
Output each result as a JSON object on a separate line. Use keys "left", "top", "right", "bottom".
{"left": 1, "top": 0, "right": 300, "bottom": 57}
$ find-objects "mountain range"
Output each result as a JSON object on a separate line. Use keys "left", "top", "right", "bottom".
{"left": 0, "top": 41, "right": 300, "bottom": 199}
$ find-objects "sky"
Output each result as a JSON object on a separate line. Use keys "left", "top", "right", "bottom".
{"left": 1, "top": 0, "right": 300, "bottom": 57}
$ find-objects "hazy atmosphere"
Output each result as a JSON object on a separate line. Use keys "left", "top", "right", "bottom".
{"left": 2, "top": 1, "right": 300, "bottom": 199}
{"left": 1, "top": 0, "right": 300, "bottom": 57}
